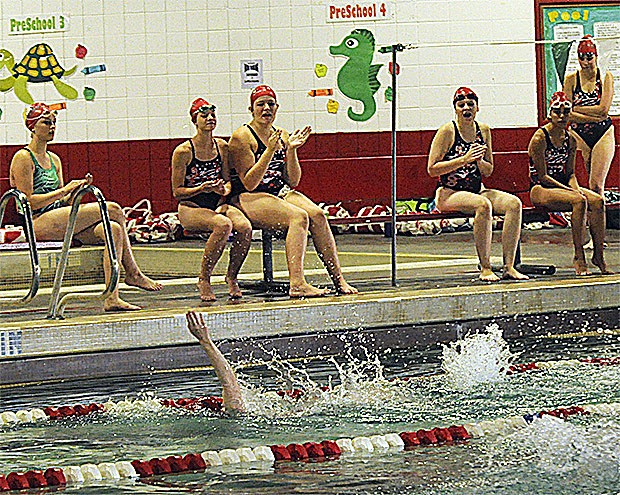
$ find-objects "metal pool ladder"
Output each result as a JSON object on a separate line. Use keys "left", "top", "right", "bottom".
{"left": 0, "top": 189, "right": 41, "bottom": 305}
{"left": 47, "top": 185, "right": 119, "bottom": 319}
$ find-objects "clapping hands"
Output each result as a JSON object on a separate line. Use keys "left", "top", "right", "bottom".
{"left": 288, "top": 126, "right": 311, "bottom": 149}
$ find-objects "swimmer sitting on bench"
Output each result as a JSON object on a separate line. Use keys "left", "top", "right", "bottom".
{"left": 427, "top": 87, "right": 528, "bottom": 282}
{"left": 228, "top": 85, "right": 357, "bottom": 298}
{"left": 528, "top": 92, "right": 613, "bottom": 276}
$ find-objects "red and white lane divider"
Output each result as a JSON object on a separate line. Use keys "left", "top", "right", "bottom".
{"left": 506, "top": 357, "right": 620, "bottom": 374}
{"left": 0, "top": 401, "right": 618, "bottom": 492}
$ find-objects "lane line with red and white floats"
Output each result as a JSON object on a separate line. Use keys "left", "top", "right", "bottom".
{"left": 0, "top": 401, "right": 618, "bottom": 492}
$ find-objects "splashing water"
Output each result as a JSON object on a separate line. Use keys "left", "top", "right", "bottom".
{"left": 238, "top": 347, "right": 411, "bottom": 419}
{"left": 508, "top": 415, "right": 620, "bottom": 482}
{"left": 441, "top": 323, "right": 518, "bottom": 388}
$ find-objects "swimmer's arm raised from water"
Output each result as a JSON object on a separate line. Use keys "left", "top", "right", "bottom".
{"left": 427, "top": 124, "right": 487, "bottom": 177}
{"left": 186, "top": 311, "right": 245, "bottom": 414}
{"left": 228, "top": 127, "right": 279, "bottom": 191}
{"left": 10, "top": 150, "right": 90, "bottom": 211}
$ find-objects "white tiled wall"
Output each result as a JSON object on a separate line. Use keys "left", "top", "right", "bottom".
{"left": 0, "top": 0, "right": 538, "bottom": 145}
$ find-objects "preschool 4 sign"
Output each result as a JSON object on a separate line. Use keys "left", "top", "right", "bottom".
{"left": 327, "top": 2, "right": 394, "bottom": 22}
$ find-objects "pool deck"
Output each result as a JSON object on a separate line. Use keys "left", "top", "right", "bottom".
{"left": 1, "top": 228, "right": 619, "bottom": 385}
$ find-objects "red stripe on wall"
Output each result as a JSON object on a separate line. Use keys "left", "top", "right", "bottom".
{"left": 2, "top": 127, "right": 618, "bottom": 225}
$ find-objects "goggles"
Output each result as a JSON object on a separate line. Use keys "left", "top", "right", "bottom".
{"left": 196, "top": 104, "right": 216, "bottom": 114}
{"left": 578, "top": 52, "right": 595, "bottom": 61}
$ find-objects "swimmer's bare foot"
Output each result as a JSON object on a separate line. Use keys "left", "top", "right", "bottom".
{"left": 197, "top": 278, "right": 216, "bottom": 302}
{"left": 289, "top": 283, "right": 330, "bottom": 298}
{"left": 335, "top": 279, "right": 358, "bottom": 295}
{"left": 479, "top": 268, "right": 500, "bottom": 282}
{"left": 125, "top": 272, "right": 163, "bottom": 291}
{"left": 592, "top": 257, "right": 615, "bottom": 275}
{"left": 104, "top": 297, "right": 141, "bottom": 312}
{"left": 502, "top": 267, "right": 529, "bottom": 281}
{"left": 225, "top": 276, "right": 243, "bottom": 299}
{"left": 574, "top": 259, "right": 592, "bottom": 276}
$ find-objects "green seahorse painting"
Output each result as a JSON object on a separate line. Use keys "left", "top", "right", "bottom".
{"left": 329, "top": 29, "right": 382, "bottom": 122}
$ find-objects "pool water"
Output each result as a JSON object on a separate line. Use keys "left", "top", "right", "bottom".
{"left": 1, "top": 328, "right": 619, "bottom": 494}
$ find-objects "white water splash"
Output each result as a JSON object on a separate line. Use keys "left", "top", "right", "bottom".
{"left": 239, "top": 348, "right": 411, "bottom": 418}
{"left": 512, "top": 415, "right": 620, "bottom": 480}
{"left": 441, "top": 323, "right": 518, "bottom": 388}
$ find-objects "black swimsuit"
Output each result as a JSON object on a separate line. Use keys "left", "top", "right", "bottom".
{"left": 529, "top": 128, "right": 570, "bottom": 189}
{"left": 571, "top": 69, "right": 613, "bottom": 149}
{"left": 182, "top": 139, "right": 223, "bottom": 211}
{"left": 439, "top": 121, "right": 484, "bottom": 193}
{"left": 230, "top": 125, "right": 288, "bottom": 197}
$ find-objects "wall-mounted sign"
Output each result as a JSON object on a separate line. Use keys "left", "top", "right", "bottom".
{"left": 241, "top": 59, "right": 263, "bottom": 89}
{"left": 8, "top": 14, "right": 69, "bottom": 35}
{"left": 327, "top": 2, "right": 393, "bottom": 22}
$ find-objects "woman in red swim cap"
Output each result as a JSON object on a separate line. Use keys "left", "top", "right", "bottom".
{"left": 171, "top": 98, "right": 252, "bottom": 301}
{"left": 10, "top": 103, "right": 163, "bottom": 311}
{"left": 528, "top": 92, "right": 612, "bottom": 275}
{"left": 228, "top": 85, "right": 357, "bottom": 298}
{"left": 428, "top": 87, "right": 528, "bottom": 282}
{"left": 563, "top": 35, "right": 615, "bottom": 198}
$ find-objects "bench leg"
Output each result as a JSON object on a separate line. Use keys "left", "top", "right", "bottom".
{"left": 262, "top": 230, "right": 274, "bottom": 285}
{"left": 514, "top": 238, "right": 557, "bottom": 276}
{"left": 238, "top": 229, "right": 289, "bottom": 295}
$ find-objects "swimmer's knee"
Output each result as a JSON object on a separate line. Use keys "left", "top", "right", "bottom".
{"left": 106, "top": 202, "right": 124, "bottom": 218}
{"left": 212, "top": 216, "right": 233, "bottom": 237}
{"left": 507, "top": 195, "right": 523, "bottom": 212}
{"left": 308, "top": 206, "right": 327, "bottom": 227}
{"left": 572, "top": 195, "right": 587, "bottom": 212}
{"left": 589, "top": 194, "right": 604, "bottom": 211}
{"left": 289, "top": 208, "right": 309, "bottom": 229}
{"left": 235, "top": 217, "right": 253, "bottom": 236}
{"left": 474, "top": 199, "right": 493, "bottom": 218}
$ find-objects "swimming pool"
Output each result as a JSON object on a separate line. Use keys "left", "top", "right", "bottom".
{"left": 1, "top": 328, "right": 619, "bottom": 494}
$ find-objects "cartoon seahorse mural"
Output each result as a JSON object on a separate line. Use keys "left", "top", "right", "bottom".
{"left": 329, "top": 29, "right": 382, "bottom": 122}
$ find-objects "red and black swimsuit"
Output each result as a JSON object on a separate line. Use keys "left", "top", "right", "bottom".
{"left": 439, "top": 121, "right": 484, "bottom": 193}
{"left": 571, "top": 69, "right": 613, "bottom": 149}
{"left": 230, "top": 125, "right": 288, "bottom": 197}
{"left": 529, "top": 128, "right": 570, "bottom": 189}
{"left": 182, "top": 139, "right": 223, "bottom": 211}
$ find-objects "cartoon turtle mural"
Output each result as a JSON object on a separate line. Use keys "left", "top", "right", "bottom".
{"left": 330, "top": 29, "right": 382, "bottom": 122}
{"left": 0, "top": 44, "right": 78, "bottom": 104}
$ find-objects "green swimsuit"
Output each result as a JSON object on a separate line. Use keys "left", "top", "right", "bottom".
{"left": 25, "top": 148, "right": 63, "bottom": 216}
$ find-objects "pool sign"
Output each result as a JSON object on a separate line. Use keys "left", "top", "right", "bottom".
{"left": 8, "top": 14, "right": 69, "bottom": 35}
{"left": 241, "top": 59, "right": 263, "bottom": 89}
{"left": 0, "top": 330, "right": 22, "bottom": 356}
{"left": 327, "top": 2, "right": 393, "bottom": 22}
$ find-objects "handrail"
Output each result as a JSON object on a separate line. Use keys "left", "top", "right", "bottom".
{"left": 47, "top": 185, "right": 119, "bottom": 319}
{"left": 0, "top": 189, "right": 41, "bottom": 304}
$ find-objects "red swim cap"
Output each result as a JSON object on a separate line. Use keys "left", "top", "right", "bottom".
{"left": 189, "top": 98, "right": 215, "bottom": 123}
{"left": 25, "top": 102, "right": 52, "bottom": 131}
{"left": 578, "top": 35, "right": 597, "bottom": 55}
{"left": 250, "top": 85, "right": 277, "bottom": 106}
{"left": 549, "top": 91, "right": 571, "bottom": 110}
{"left": 453, "top": 87, "right": 478, "bottom": 106}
